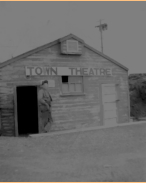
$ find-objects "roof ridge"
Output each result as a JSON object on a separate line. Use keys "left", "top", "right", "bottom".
{"left": 0, "top": 33, "right": 128, "bottom": 71}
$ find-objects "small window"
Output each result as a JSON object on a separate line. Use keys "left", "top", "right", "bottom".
{"left": 62, "top": 76, "right": 83, "bottom": 94}
{"left": 67, "top": 40, "right": 79, "bottom": 53}
{"left": 62, "top": 76, "right": 68, "bottom": 83}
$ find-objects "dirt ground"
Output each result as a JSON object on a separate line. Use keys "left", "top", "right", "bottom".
{"left": 0, "top": 123, "right": 146, "bottom": 182}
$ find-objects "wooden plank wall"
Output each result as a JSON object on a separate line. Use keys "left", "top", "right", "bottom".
{"left": 0, "top": 83, "right": 14, "bottom": 136}
{"left": 0, "top": 43, "right": 129, "bottom": 135}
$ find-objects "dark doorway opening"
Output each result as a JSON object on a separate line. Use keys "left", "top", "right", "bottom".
{"left": 16, "top": 86, "right": 39, "bottom": 136}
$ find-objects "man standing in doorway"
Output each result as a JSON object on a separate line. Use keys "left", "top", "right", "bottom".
{"left": 38, "top": 80, "right": 53, "bottom": 133}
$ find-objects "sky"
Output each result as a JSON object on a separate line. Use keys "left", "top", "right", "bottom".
{"left": 0, "top": 2, "right": 146, "bottom": 74}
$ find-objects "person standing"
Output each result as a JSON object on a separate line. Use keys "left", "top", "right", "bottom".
{"left": 38, "top": 80, "right": 53, "bottom": 133}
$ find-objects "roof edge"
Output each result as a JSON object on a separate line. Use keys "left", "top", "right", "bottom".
{"left": 0, "top": 33, "right": 128, "bottom": 71}
{"left": 59, "top": 33, "right": 85, "bottom": 43}
{"left": 84, "top": 43, "right": 128, "bottom": 71}
{"left": 0, "top": 39, "right": 60, "bottom": 69}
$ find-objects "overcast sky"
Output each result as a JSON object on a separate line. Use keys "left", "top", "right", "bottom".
{"left": 0, "top": 2, "right": 146, "bottom": 74}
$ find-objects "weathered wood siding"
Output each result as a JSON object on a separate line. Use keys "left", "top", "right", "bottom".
{"left": 0, "top": 41, "right": 129, "bottom": 135}
{"left": 0, "top": 83, "right": 14, "bottom": 136}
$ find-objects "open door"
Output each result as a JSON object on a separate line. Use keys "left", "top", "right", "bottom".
{"left": 16, "top": 86, "right": 39, "bottom": 136}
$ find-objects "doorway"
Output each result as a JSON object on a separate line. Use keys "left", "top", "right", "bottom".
{"left": 16, "top": 86, "right": 39, "bottom": 136}
{"left": 102, "top": 84, "right": 118, "bottom": 126}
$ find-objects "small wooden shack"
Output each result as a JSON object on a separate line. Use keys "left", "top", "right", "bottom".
{"left": 0, "top": 34, "right": 130, "bottom": 136}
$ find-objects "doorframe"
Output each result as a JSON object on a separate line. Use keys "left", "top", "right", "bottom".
{"left": 100, "top": 82, "right": 119, "bottom": 126}
{"left": 14, "top": 84, "right": 40, "bottom": 136}
{"left": 14, "top": 87, "right": 18, "bottom": 136}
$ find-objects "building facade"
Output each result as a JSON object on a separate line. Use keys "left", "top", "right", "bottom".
{"left": 0, "top": 34, "right": 130, "bottom": 136}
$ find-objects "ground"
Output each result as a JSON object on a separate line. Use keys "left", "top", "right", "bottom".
{"left": 0, "top": 123, "right": 146, "bottom": 181}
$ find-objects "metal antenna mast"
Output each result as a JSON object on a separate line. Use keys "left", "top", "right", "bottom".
{"left": 95, "top": 19, "right": 108, "bottom": 53}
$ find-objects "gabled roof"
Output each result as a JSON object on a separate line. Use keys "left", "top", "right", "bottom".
{"left": 59, "top": 34, "right": 85, "bottom": 44}
{"left": 0, "top": 33, "right": 128, "bottom": 71}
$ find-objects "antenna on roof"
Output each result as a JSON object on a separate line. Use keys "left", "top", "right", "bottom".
{"left": 95, "top": 19, "right": 108, "bottom": 53}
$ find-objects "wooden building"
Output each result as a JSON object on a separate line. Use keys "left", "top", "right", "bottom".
{"left": 0, "top": 34, "right": 130, "bottom": 136}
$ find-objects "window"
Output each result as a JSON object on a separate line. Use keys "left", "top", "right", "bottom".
{"left": 66, "top": 40, "right": 79, "bottom": 53}
{"left": 62, "top": 76, "right": 83, "bottom": 94}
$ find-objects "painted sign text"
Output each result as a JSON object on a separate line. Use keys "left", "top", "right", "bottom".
{"left": 26, "top": 67, "right": 112, "bottom": 76}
